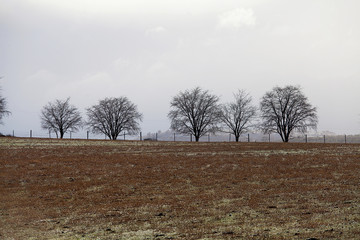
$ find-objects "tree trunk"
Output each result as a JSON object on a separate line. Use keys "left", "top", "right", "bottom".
{"left": 279, "top": 131, "right": 285, "bottom": 142}
{"left": 60, "top": 129, "right": 64, "bottom": 139}
{"left": 284, "top": 131, "right": 290, "bottom": 142}
{"left": 235, "top": 135, "right": 240, "bottom": 142}
{"left": 195, "top": 135, "right": 200, "bottom": 142}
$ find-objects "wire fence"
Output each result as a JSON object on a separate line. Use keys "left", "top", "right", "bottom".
{"left": 290, "top": 134, "right": 359, "bottom": 144}
{"left": 0, "top": 130, "right": 140, "bottom": 141}
{"left": 1, "top": 129, "right": 360, "bottom": 144}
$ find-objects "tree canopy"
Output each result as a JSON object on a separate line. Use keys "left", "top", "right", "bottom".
{"left": 40, "top": 98, "right": 82, "bottom": 138}
{"left": 259, "top": 85, "right": 318, "bottom": 142}
{"left": 219, "top": 90, "right": 257, "bottom": 142}
{"left": 86, "top": 97, "right": 142, "bottom": 140}
{"left": 0, "top": 85, "right": 10, "bottom": 125}
{"left": 168, "top": 87, "right": 221, "bottom": 142}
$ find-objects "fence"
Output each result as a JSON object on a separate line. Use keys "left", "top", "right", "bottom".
{"left": 2, "top": 129, "right": 359, "bottom": 144}
{"left": 0, "top": 130, "right": 128, "bottom": 140}
{"left": 290, "top": 134, "right": 359, "bottom": 144}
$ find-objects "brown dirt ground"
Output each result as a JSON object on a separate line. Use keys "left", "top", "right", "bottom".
{"left": 1, "top": 137, "right": 360, "bottom": 239}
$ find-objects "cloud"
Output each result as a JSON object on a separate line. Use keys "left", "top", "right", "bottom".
{"left": 217, "top": 8, "right": 256, "bottom": 29}
{"left": 25, "top": 69, "right": 59, "bottom": 86}
{"left": 22, "top": 70, "right": 61, "bottom": 103}
{"left": 271, "top": 25, "right": 297, "bottom": 36}
{"left": 146, "top": 26, "right": 166, "bottom": 35}
{"left": 147, "top": 61, "right": 166, "bottom": 74}
{"left": 112, "top": 58, "right": 131, "bottom": 70}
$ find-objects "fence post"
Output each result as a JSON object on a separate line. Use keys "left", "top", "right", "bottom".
{"left": 229, "top": 134, "right": 231, "bottom": 142}
{"left": 345, "top": 134, "right": 347, "bottom": 144}
{"left": 323, "top": 135, "right": 326, "bottom": 143}
{"left": 13, "top": 130, "right": 15, "bottom": 137}
{"left": 124, "top": 132, "right": 126, "bottom": 140}
{"left": 30, "top": 130, "right": 32, "bottom": 138}
{"left": 208, "top": 134, "right": 210, "bottom": 142}
{"left": 305, "top": 134, "right": 307, "bottom": 143}
{"left": 269, "top": 134, "right": 271, "bottom": 142}
{"left": 190, "top": 134, "right": 192, "bottom": 142}
{"left": 174, "top": 133, "right": 176, "bottom": 142}
{"left": 248, "top": 134, "right": 250, "bottom": 142}
{"left": 49, "top": 130, "right": 51, "bottom": 139}
{"left": 87, "top": 131, "right": 89, "bottom": 140}
{"left": 140, "top": 132, "right": 142, "bottom": 141}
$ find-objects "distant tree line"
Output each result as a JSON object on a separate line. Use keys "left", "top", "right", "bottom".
{"left": 168, "top": 86, "right": 317, "bottom": 142}
{"left": 40, "top": 97, "right": 143, "bottom": 140}
{"left": 0, "top": 83, "right": 318, "bottom": 142}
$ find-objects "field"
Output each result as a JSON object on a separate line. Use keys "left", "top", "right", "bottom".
{"left": 1, "top": 138, "right": 360, "bottom": 239}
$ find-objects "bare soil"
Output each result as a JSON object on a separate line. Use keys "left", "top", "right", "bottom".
{"left": 1, "top": 137, "right": 360, "bottom": 239}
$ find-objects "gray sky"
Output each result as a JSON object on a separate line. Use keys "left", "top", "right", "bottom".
{"left": 1, "top": 0, "right": 360, "bottom": 136}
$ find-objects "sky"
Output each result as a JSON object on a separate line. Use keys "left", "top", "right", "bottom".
{"left": 1, "top": 0, "right": 360, "bottom": 137}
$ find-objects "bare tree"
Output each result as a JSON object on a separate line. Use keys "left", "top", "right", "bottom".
{"left": 0, "top": 85, "right": 11, "bottom": 125}
{"left": 220, "top": 90, "right": 257, "bottom": 142}
{"left": 86, "top": 97, "right": 143, "bottom": 140}
{"left": 168, "top": 87, "right": 220, "bottom": 142}
{"left": 259, "top": 85, "right": 318, "bottom": 142}
{"left": 41, "top": 98, "right": 82, "bottom": 139}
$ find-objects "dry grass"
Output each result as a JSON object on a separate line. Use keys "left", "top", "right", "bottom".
{"left": 1, "top": 137, "right": 360, "bottom": 239}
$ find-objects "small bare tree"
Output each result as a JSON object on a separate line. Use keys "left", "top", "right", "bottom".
{"left": 86, "top": 97, "right": 143, "bottom": 140}
{"left": 41, "top": 98, "right": 82, "bottom": 139}
{"left": 0, "top": 85, "right": 11, "bottom": 125}
{"left": 259, "top": 85, "right": 318, "bottom": 142}
{"left": 220, "top": 90, "right": 257, "bottom": 142}
{"left": 168, "top": 87, "right": 220, "bottom": 142}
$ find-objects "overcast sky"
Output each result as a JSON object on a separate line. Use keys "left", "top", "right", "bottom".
{"left": 1, "top": 0, "right": 360, "bottom": 136}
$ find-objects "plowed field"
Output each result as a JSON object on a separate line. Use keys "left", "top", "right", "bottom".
{"left": 1, "top": 137, "right": 360, "bottom": 239}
